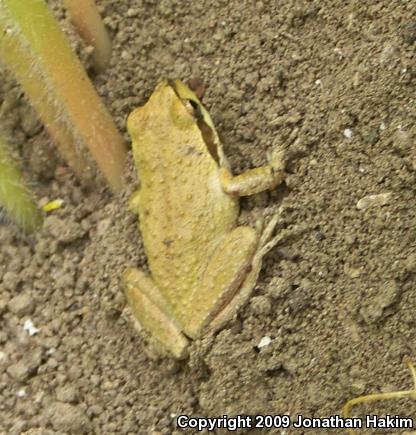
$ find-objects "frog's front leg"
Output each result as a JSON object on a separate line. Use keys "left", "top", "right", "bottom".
{"left": 123, "top": 268, "right": 189, "bottom": 359}
{"left": 220, "top": 150, "right": 285, "bottom": 196}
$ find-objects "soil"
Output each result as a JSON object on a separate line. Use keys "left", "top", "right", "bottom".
{"left": 1, "top": 0, "right": 416, "bottom": 434}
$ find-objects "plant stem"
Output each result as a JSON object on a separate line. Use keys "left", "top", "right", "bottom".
{"left": 0, "top": 0, "right": 127, "bottom": 191}
{"left": 63, "top": 0, "right": 112, "bottom": 73}
{"left": 0, "top": 136, "right": 42, "bottom": 233}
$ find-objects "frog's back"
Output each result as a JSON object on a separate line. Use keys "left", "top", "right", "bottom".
{"left": 128, "top": 82, "right": 238, "bottom": 306}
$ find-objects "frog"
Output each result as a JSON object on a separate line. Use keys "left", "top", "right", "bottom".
{"left": 123, "top": 79, "right": 286, "bottom": 359}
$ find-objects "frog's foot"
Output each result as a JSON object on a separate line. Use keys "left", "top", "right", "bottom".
{"left": 207, "top": 210, "right": 286, "bottom": 334}
{"left": 123, "top": 268, "right": 189, "bottom": 359}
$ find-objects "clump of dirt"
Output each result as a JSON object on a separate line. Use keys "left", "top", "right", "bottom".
{"left": 1, "top": 0, "right": 415, "bottom": 434}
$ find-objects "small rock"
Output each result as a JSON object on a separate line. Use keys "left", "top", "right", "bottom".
{"left": 126, "top": 7, "right": 139, "bottom": 17}
{"left": 404, "top": 253, "right": 416, "bottom": 273}
{"left": 9, "top": 420, "right": 28, "bottom": 435}
{"left": 0, "top": 350, "right": 9, "bottom": 369}
{"left": 379, "top": 42, "right": 398, "bottom": 64}
{"left": 0, "top": 226, "right": 13, "bottom": 244}
{"left": 250, "top": 296, "right": 272, "bottom": 316}
{"left": 20, "top": 106, "right": 41, "bottom": 137}
{"left": 121, "top": 50, "right": 132, "bottom": 61}
{"left": 402, "top": 21, "right": 416, "bottom": 44}
{"left": 282, "top": 357, "right": 300, "bottom": 374}
{"left": 8, "top": 257, "right": 23, "bottom": 273}
{"left": 88, "top": 404, "right": 104, "bottom": 416}
{"left": 3, "top": 271, "right": 20, "bottom": 291}
{"left": 364, "top": 129, "right": 379, "bottom": 145}
{"left": 267, "top": 277, "right": 291, "bottom": 299}
{"left": 307, "top": 382, "right": 330, "bottom": 407}
{"left": 23, "top": 319, "right": 40, "bottom": 336}
{"left": 22, "top": 430, "right": 55, "bottom": 435}
{"left": 43, "top": 216, "right": 86, "bottom": 244}
{"left": 0, "top": 296, "right": 9, "bottom": 315}
{"left": 288, "top": 287, "right": 310, "bottom": 313}
{"left": 343, "top": 128, "right": 353, "bottom": 139}
{"left": 257, "top": 336, "right": 272, "bottom": 349}
{"left": 49, "top": 402, "right": 91, "bottom": 433}
{"left": 7, "top": 351, "right": 41, "bottom": 381}
{"left": 270, "top": 112, "right": 302, "bottom": 127}
{"left": 54, "top": 272, "right": 75, "bottom": 290}
{"left": 344, "top": 264, "right": 362, "bottom": 279}
{"left": 350, "top": 380, "right": 366, "bottom": 395}
{"left": 16, "top": 388, "right": 26, "bottom": 397}
{"left": 56, "top": 385, "right": 79, "bottom": 403}
{"left": 394, "top": 129, "right": 412, "bottom": 152}
{"left": 8, "top": 292, "right": 35, "bottom": 316}
{"left": 360, "top": 280, "right": 400, "bottom": 323}
{"left": 356, "top": 192, "right": 392, "bottom": 210}
{"left": 0, "top": 331, "right": 8, "bottom": 343}
{"left": 96, "top": 217, "right": 112, "bottom": 237}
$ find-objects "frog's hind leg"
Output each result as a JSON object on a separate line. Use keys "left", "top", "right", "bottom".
{"left": 182, "top": 226, "right": 259, "bottom": 339}
{"left": 123, "top": 268, "right": 189, "bottom": 359}
{"left": 206, "top": 213, "right": 286, "bottom": 334}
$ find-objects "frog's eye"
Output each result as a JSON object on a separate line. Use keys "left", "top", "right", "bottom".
{"left": 183, "top": 98, "right": 220, "bottom": 165}
{"left": 182, "top": 98, "right": 197, "bottom": 117}
{"left": 197, "top": 117, "right": 220, "bottom": 165}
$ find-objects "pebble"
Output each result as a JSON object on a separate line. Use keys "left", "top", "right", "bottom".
{"left": 402, "top": 21, "right": 416, "bottom": 44}
{"left": 96, "top": 217, "right": 112, "bottom": 237}
{"left": 20, "top": 106, "right": 41, "bottom": 137}
{"left": 0, "top": 296, "right": 9, "bottom": 314}
{"left": 3, "top": 271, "right": 20, "bottom": 291}
{"left": 404, "top": 253, "right": 416, "bottom": 273}
{"left": 56, "top": 385, "right": 79, "bottom": 403}
{"left": 43, "top": 216, "right": 87, "bottom": 244}
{"left": 8, "top": 292, "right": 35, "bottom": 317}
{"left": 8, "top": 258, "right": 23, "bottom": 273}
{"left": 49, "top": 402, "right": 91, "bottom": 433}
{"left": 121, "top": 50, "right": 133, "bottom": 61}
{"left": 356, "top": 192, "right": 391, "bottom": 210}
{"left": 127, "top": 7, "right": 139, "bottom": 17}
{"left": 250, "top": 296, "right": 272, "bottom": 316}
{"left": 7, "top": 350, "right": 42, "bottom": 381}
{"left": 0, "top": 350, "right": 9, "bottom": 369}
{"left": 267, "top": 277, "right": 291, "bottom": 299}
{"left": 360, "top": 280, "right": 400, "bottom": 323}
{"left": 379, "top": 42, "right": 397, "bottom": 64}
{"left": 54, "top": 272, "right": 75, "bottom": 290}
{"left": 350, "top": 380, "right": 366, "bottom": 395}
{"left": 343, "top": 264, "right": 362, "bottom": 279}
{"left": 23, "top": 319, "right": 40, "bottom": 336}
{"left": 343, "top": 128, "right": 353, "bottom": 139}
{"left": 257, "top": 336, "right": 272, "bottom": 349}
{"left": 21, "top": 430, "right": 55, "bottom": 435}
{"left": 9, "top": 421, "right": 28, "bottom": 435}
{"left": 288, "top": 287, "right": 310, "bottom": 313}
{"left": 394, "top": 129, "right": 412, "bottom": 152}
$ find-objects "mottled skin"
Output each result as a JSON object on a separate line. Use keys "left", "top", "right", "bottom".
{"left": 124, "top": 80, "right": 285, "bottom": 358}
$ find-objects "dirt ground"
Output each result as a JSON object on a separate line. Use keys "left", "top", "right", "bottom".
{"left": 1, "top": 0, "right": 416, "bottom": 434}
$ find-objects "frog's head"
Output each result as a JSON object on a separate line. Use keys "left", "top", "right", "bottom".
{"left": 127, "top": 80, "right": 195, "bottom": 137}
{"left": 127, "top": 80, "right": 230, "bottom": 169}
{"left": 170, "top": 80, "right": 230, "bottom": 168}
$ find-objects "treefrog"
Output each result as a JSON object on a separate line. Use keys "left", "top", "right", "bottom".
{"left": 123, "top": 80, "right": 285, "bottom": 359}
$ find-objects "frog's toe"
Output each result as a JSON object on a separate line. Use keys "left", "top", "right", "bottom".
{"left": 123, "top": 268, "right": 189, "bottom": 359}
{"left": 268, "top": 148, "right": 285, "bottom": 172}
